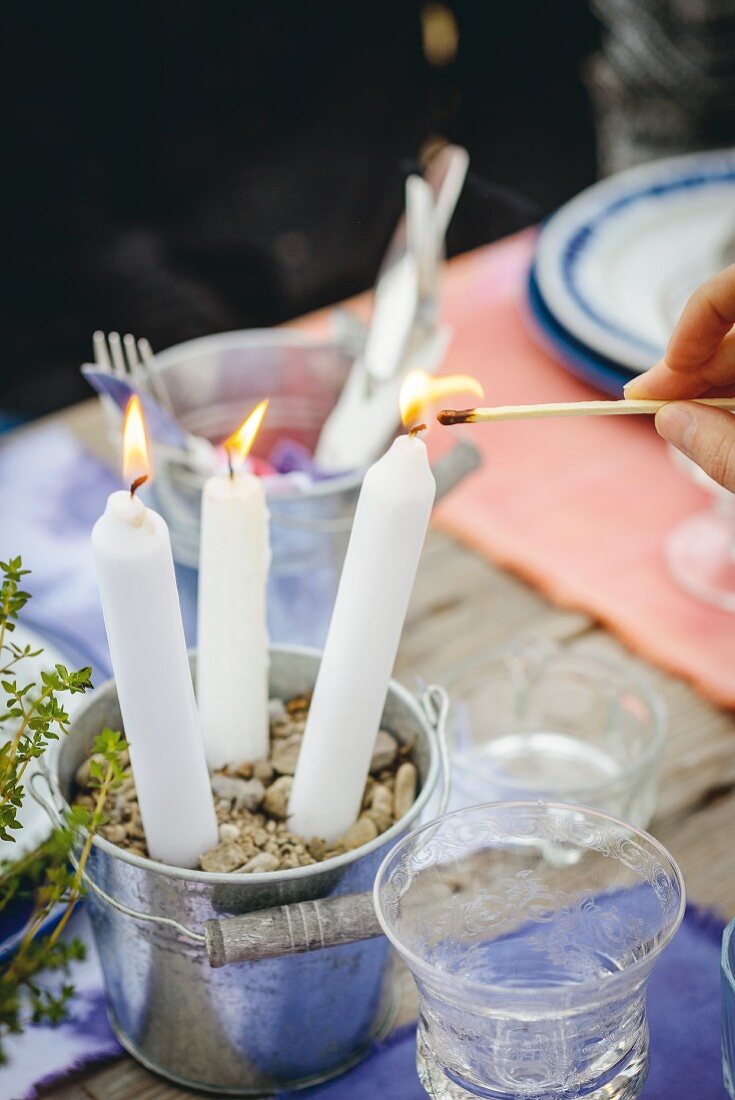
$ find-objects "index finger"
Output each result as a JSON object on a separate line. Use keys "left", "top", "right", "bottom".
{"left": 665, "top": 263, "right": 735, "bottom": 373}
{"left": 626, "top": 265, "right": 735, "bottom": 399}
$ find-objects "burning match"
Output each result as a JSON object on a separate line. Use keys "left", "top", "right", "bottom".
{"left": 437, "top": 397, "right": 735, "bottom": 426}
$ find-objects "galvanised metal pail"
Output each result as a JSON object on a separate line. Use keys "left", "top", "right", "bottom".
{"left": 34, "top": 645, "right": 450, "bottom": 1094}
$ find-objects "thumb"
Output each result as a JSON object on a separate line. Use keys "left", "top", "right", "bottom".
{"left": 655, "top": 403, "right": 735, "bottom": 491}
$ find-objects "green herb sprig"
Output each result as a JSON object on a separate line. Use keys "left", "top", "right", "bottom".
{"left": 0, "top": 556, "right": 127, "bottom": 1061}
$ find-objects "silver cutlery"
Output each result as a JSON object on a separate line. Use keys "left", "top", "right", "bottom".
{"left": 315, "top": 144, "right": 470, "bottom": 472}
{"left": 83, "top": 332, "right": 216, "bottom": 469}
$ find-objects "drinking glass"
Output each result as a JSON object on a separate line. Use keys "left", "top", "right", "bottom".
{"left": 441, "top": 638, "right": 666, "bottom": 828}
{"left": 666, "top": 446, "right": 735, "bottom": 612}
{"left": 721, "top": 918, "right": 735, "bottom": 1097}
{"left": 374, "top": 802, "right": 685, "bottom": 1100}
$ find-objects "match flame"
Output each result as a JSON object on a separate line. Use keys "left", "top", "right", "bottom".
{"left": 399, "top": 370, "right": 485, "bottom": 428}
{"left": 224, "top": 399, "right": 269, "bottom": 464}
{"left": 122, "top": 396, "right": 152, "bottom": 487}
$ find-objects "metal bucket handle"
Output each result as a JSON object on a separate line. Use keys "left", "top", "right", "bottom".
{"left": 28, "top": 770, "right": 208, "bottom": 945}
{"left": 29, "top": 685, "right": 451, "bottom": 959}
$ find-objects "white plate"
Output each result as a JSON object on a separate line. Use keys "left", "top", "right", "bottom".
{"left": 535, "top": 149, "right": 735, "bottom": 373}
{"left": 1, "top": 623, "right": 80, "bottom": 862}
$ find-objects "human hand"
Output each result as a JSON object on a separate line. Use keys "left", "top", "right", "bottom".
{"left": 625, "top": 264, "right": 735, "bottom": 490}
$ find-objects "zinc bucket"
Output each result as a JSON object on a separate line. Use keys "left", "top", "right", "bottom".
{"left": 34, "top": 645, "right": 449, "bottom": 1094}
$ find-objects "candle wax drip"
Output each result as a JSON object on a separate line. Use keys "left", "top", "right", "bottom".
{"left": 129, "top": 474, "right": 149, "bottom": 497}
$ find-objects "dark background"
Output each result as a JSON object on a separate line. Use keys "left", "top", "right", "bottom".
{"left": 1, "top": 1, "right": 600, "bottom": 417}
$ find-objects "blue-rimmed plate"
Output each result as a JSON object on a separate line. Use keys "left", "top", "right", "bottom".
{"left": 534, "top": 149, "right": 735, "bottom": 373}
{"left": 526, "top": 267, "right": 631, "bottom": 397}
{"left": 0, "top": 624, "right": 84, "bottom": 959}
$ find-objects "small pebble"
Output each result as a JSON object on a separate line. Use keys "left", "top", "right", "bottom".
{"left": 271, "top": 734, "right": 303, "bottom": 775}
{"left": 341, "top": 816, "right": 379, "bottom": 851}
{"left": 241, "top": 852, "right": 280, "bottom": 874}
{"left": 211, "top": 774, "right": 265, "bottom": 812}
{"left": 76, "top": 748, "right": 132, "bottom": 788}
{"left": 394, "top": 762, "right": 417, "bottom": 821}
{"left": 253, "top": 759, "right": 275, "bottom": 783}
{"left": 268, "top": 698, "right": 288, "bottom": 725}
{"left": 372, "top": 783, "right": 393, "bottom": 814}
{"left": 219, "top": 822, "right": 240, "bottom": 843}
{"left": 309, "top": 836, "right": 327, "bottom": 860}
{"left": 74, "top": 754, "right": 103, "bottom": 788}
{"left": 200, "top": 842, "right": 250, "bottom": 873}
{"left": 366, "top": 784, "right": 393, "bottom": 832}
{"left": 286, "top": 695, "right": 310, "bottom": 716}
{"left": 361, "top": 777, "right": 375, "bottom": 810}
{"left": 263, "top": 776, "right": 293, "bottom": 819}
{"left": 370, "top": 730, "right": 398, "bottom": 773}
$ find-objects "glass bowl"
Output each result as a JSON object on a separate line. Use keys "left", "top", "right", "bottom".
{"left": 440, "top": 636, "right": 667, "bottom": 828}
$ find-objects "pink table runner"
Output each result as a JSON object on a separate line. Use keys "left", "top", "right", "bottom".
{"left": 427, "top": 231, "right": 735, "bottom": 708}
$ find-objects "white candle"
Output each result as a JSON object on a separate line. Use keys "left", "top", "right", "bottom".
{"left": 197, "top": 402, "right": 270, "bottom": 768}
{"left": 92, "top": 399, "right": 218, "bottom": 868}
{"left": 288, "top": 432, "right": 436, "bottom": 842}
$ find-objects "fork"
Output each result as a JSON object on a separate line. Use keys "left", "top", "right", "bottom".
{"left": 93, "top": 330, "right": 174, "bottom": 413}
{"left": 87, "top": 332, "right": 216, "bottom": 470}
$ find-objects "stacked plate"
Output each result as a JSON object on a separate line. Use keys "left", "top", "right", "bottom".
{"left": 529, "top": 148, "right": 735, "bottom": 395}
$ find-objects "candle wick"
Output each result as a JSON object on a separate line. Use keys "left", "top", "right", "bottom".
{"left": 226, "top": 447, "right": 235, "bottom": 480}
{"left": 408, "top": 423, "right": 428, "bottom": 438}
{"left": 130, "top": 475, "right": 149, "bottom": 497}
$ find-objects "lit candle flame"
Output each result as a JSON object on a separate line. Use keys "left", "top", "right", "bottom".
{"left": 122, "top": 396, "right": 152, "bottom": 489}
{"left": 224, "top": 399, "right": 269, "bottom": 466}
{"left": 399, "top": 370, "right": 485, "bottom": 428}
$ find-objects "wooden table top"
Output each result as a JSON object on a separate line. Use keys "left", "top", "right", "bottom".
{"left": 24, "top": 399, "right": 735, "bottom": 1100}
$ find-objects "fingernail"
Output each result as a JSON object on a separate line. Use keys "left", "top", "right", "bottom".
{"left": 625, "top": 359, "right": 665, "bottom": 398}
{"left": 623, "top": 377, "right": 645, "bottom": 397}
{"left": 655, "top": 404, "right": 696, "bottom": 454}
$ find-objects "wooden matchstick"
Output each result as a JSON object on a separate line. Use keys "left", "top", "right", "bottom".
{"left": 437, "top": 397, "right": 735, "bottom": 426}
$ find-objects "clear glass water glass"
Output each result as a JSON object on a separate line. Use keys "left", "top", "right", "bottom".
{"left": 374, "top": 802, "right": 685, "bottom": 1100}
{"left": 666, "top": 445, "right": 735, "bottom": 613}
{"left": 721, "top": 919, "right": 735, "bottom": 1097}
{"left": 441, "top": 638, "right": 666, "bottom": 828}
